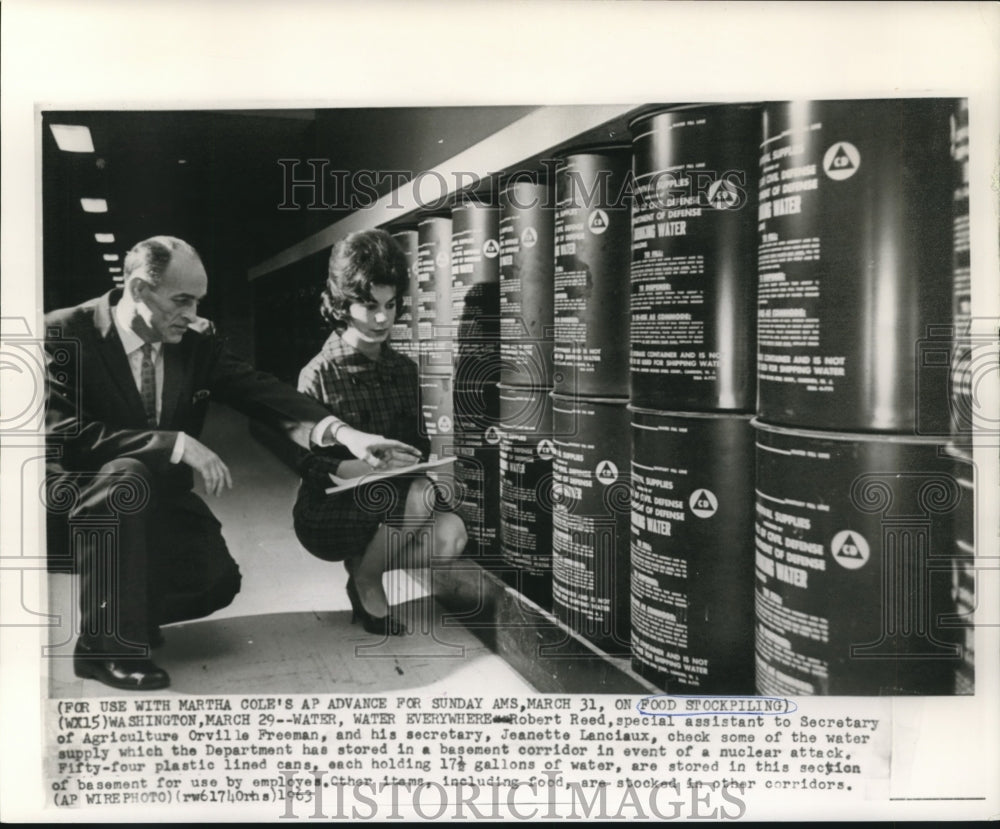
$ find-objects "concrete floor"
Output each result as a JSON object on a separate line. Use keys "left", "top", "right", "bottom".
{"left": 48, "top": 404, "right": 536, "bottom": 698}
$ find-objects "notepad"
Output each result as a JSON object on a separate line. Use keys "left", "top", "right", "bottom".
{"left": 324, "top": 456, "right": 456, "bottom": 494}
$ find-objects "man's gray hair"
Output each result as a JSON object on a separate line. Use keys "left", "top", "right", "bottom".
{"left": 123, "top": 236, "right": 201, "bottom": 287}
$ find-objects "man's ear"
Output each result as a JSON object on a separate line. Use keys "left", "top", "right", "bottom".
{"left": 128, "top": 277, "right": 147, "bottom": 302}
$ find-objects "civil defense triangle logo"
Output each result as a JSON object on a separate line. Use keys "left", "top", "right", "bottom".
{"left": 707, "top": 179, "right": 740, "bottom": 209}
{"left": 823, "top": 141, "right": 861, "bottom": 181}
{"left": 689, "top": 488, "right": 718, "bottom": 519}
{"left": 588, "top": 209, "right": 609, "bottom": 235}
{"left": 831, "top": 529, "right": 870, "bottom": 569}
{"left": 595, "top": 460, "right": 618, "bottom": 484}
{"left": 829, "top": 145, "right": 855, "bottom": 171}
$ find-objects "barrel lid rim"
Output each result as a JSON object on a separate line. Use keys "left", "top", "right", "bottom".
{"left": 499, "top": 172, "right": 552, "bottom": 191}
{"left": 751, "top": 417, "right": 959, "bottom": 445}
{"left": 498, "top": 382, "right": 552, "bottom": 393}
{"left": 628, "top": 404, "right": 755, "bottom": 421}
{"left": 551, "top": 391, "right": 631, "bottom": 403}
{"left": 451, "top": 200, "right": 500, "bottom": 212}
{"left": 627, "top": 102, "right": 763, "bottom": 131}
{"left": 555, "top": 143, "right": 632, "bottom": 160}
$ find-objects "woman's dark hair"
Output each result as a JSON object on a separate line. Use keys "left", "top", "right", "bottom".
{"left": 320, "top": 229, "right": 410, "bottom": 330}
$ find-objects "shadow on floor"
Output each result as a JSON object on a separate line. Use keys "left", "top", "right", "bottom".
{"left": 45, "top": 405, "right": 537, "bottom": 698}
{"left": 49, "top": 596, "right": 509, "bottom": 697}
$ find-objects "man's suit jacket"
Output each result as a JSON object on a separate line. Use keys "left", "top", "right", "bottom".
{"left": 45, "top": 289, "right": 337, "bottom": 561}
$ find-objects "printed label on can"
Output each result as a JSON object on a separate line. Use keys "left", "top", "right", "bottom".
{"left": 552, "top": 397, "right": 631, "bottom": 650}
{"left": 499, "top": 432, "right": 553, "bottom": 574}
{"left": 753, "top": 426, "right": 959, "bottom": 695}
{"left": 629, "top": 108, "right": 758, "bottom": 409}
{"left": 629, "top": 412, "right": 756, "bottom": 692}
{"left": 757, "top": 100, "right": 954, "bottom": 431}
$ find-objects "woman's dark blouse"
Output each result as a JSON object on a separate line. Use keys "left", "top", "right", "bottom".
{"left": 292, "top": 331, "right": 429, "bottom": 559}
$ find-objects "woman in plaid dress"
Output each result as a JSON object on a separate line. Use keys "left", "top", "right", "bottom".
{"left": 293, "top": 229, "right": 467, "bottom": 635}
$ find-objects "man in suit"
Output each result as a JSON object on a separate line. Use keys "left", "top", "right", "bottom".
{"left": 45, "top": 235, "right": 421, "bottom": 691}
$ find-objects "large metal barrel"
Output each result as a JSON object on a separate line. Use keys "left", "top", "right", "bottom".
{"left": 389, "top": 228, "right": 420, "bottom": 362}
{"left": 756, "top": 98, "right": 956, "bottom": 433}
{"left": 453, "top": 442, "right": 501, "bottom": 561}
{"left": 753, "top": 419, "right": 963, "bottom": 695}
{"left": 417, "top": 216, "right": 454, "bottom": 375}
{"left": 629, "top": 408, "right": 756, "bottom": 692}
{"left": 946, "top": 442, "right": 975, "bottom": 693}
{"left": 551, "top": 393, "right": 631, "bottom": 653}
{"left": 419, "top": 371, "right": 455, "bottom": 473}
{"left": 454, "top": 381, "right": 501, "bottom": 560}
{"left": 500, "top": 179, "right": 555, "bottom": 388}
{"left": 499, "top": 385, "right": 555, "bottom": 605}
{"left": 629, "top": 105, "right": 760, "bottom": 411}
{"left": 553, "top": 148, "right": 632, "bottom": 397}
{"left": 950, "top": 99, "right": 973, "bottom": 439}
{"left": 452, "top": 202, "right": 501, "bottom": 389}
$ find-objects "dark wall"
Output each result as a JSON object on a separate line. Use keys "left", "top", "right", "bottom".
{"left": 42, "top": 106, "right": 537, "bottom": 363}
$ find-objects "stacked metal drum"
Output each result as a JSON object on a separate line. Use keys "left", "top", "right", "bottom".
{"left": 416, "top": 215, "right": 456, "bottom": 490}
{"left": 389, "top": 228, "right": 420, "bottom": 362}
{"left": 550, "top": 147, "right": 634, "bottom": 654}
{"left": 450, "top": 200, "right": 502, "bottom": 559}
{"left": 752, "top": 99, "right": 965, "bottom": 695}
{"left": 497, "top": 177, "right": 557, "bottom": 605}
{"left": 628, "top": 105, "right": 760, "bottom": 692}
{"left": 400, "top": 99, "right": 973, "bottom": 697}
{"left": 947, "top": 98, "right": 975, "bottom": 693}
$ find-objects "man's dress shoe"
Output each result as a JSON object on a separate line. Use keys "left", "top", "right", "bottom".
{"left": 73, "top": 640, "right": 170, "bottom": 690}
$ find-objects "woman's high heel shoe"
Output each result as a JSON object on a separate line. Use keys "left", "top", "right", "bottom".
{"left": 346, "top": 577, "right": 403, "bottom": 636}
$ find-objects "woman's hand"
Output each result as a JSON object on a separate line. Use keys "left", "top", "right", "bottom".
{"left": 378, "top": 446, "right": 425, "bottom": 469}
{"left": 336, "top": 449, "right": 420, "bottom": 479}
{"left": 328, "top": 423, "right": 423, "bottom": 469}
{"left": 335, "top": 459, "right": 377, "bottom": 479}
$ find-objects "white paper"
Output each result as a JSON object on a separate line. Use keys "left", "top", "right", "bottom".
{"left": 325, "top": 457, "right": 456, "bottom": 494}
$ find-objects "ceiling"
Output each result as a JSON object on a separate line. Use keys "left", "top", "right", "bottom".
{"left": 40, "top": 106, "right": 540, "bottom": 320}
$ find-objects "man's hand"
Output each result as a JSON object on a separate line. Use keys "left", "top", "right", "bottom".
{"left": 180, "top": 435, "right": 233, "bottom": 496}
{"left": 331, "top": 424, "right": 423, "bottom": 469}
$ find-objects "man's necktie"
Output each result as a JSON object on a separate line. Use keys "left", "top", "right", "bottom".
{"left": 140, "top": 343, "right": 157, "bottom": 427}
